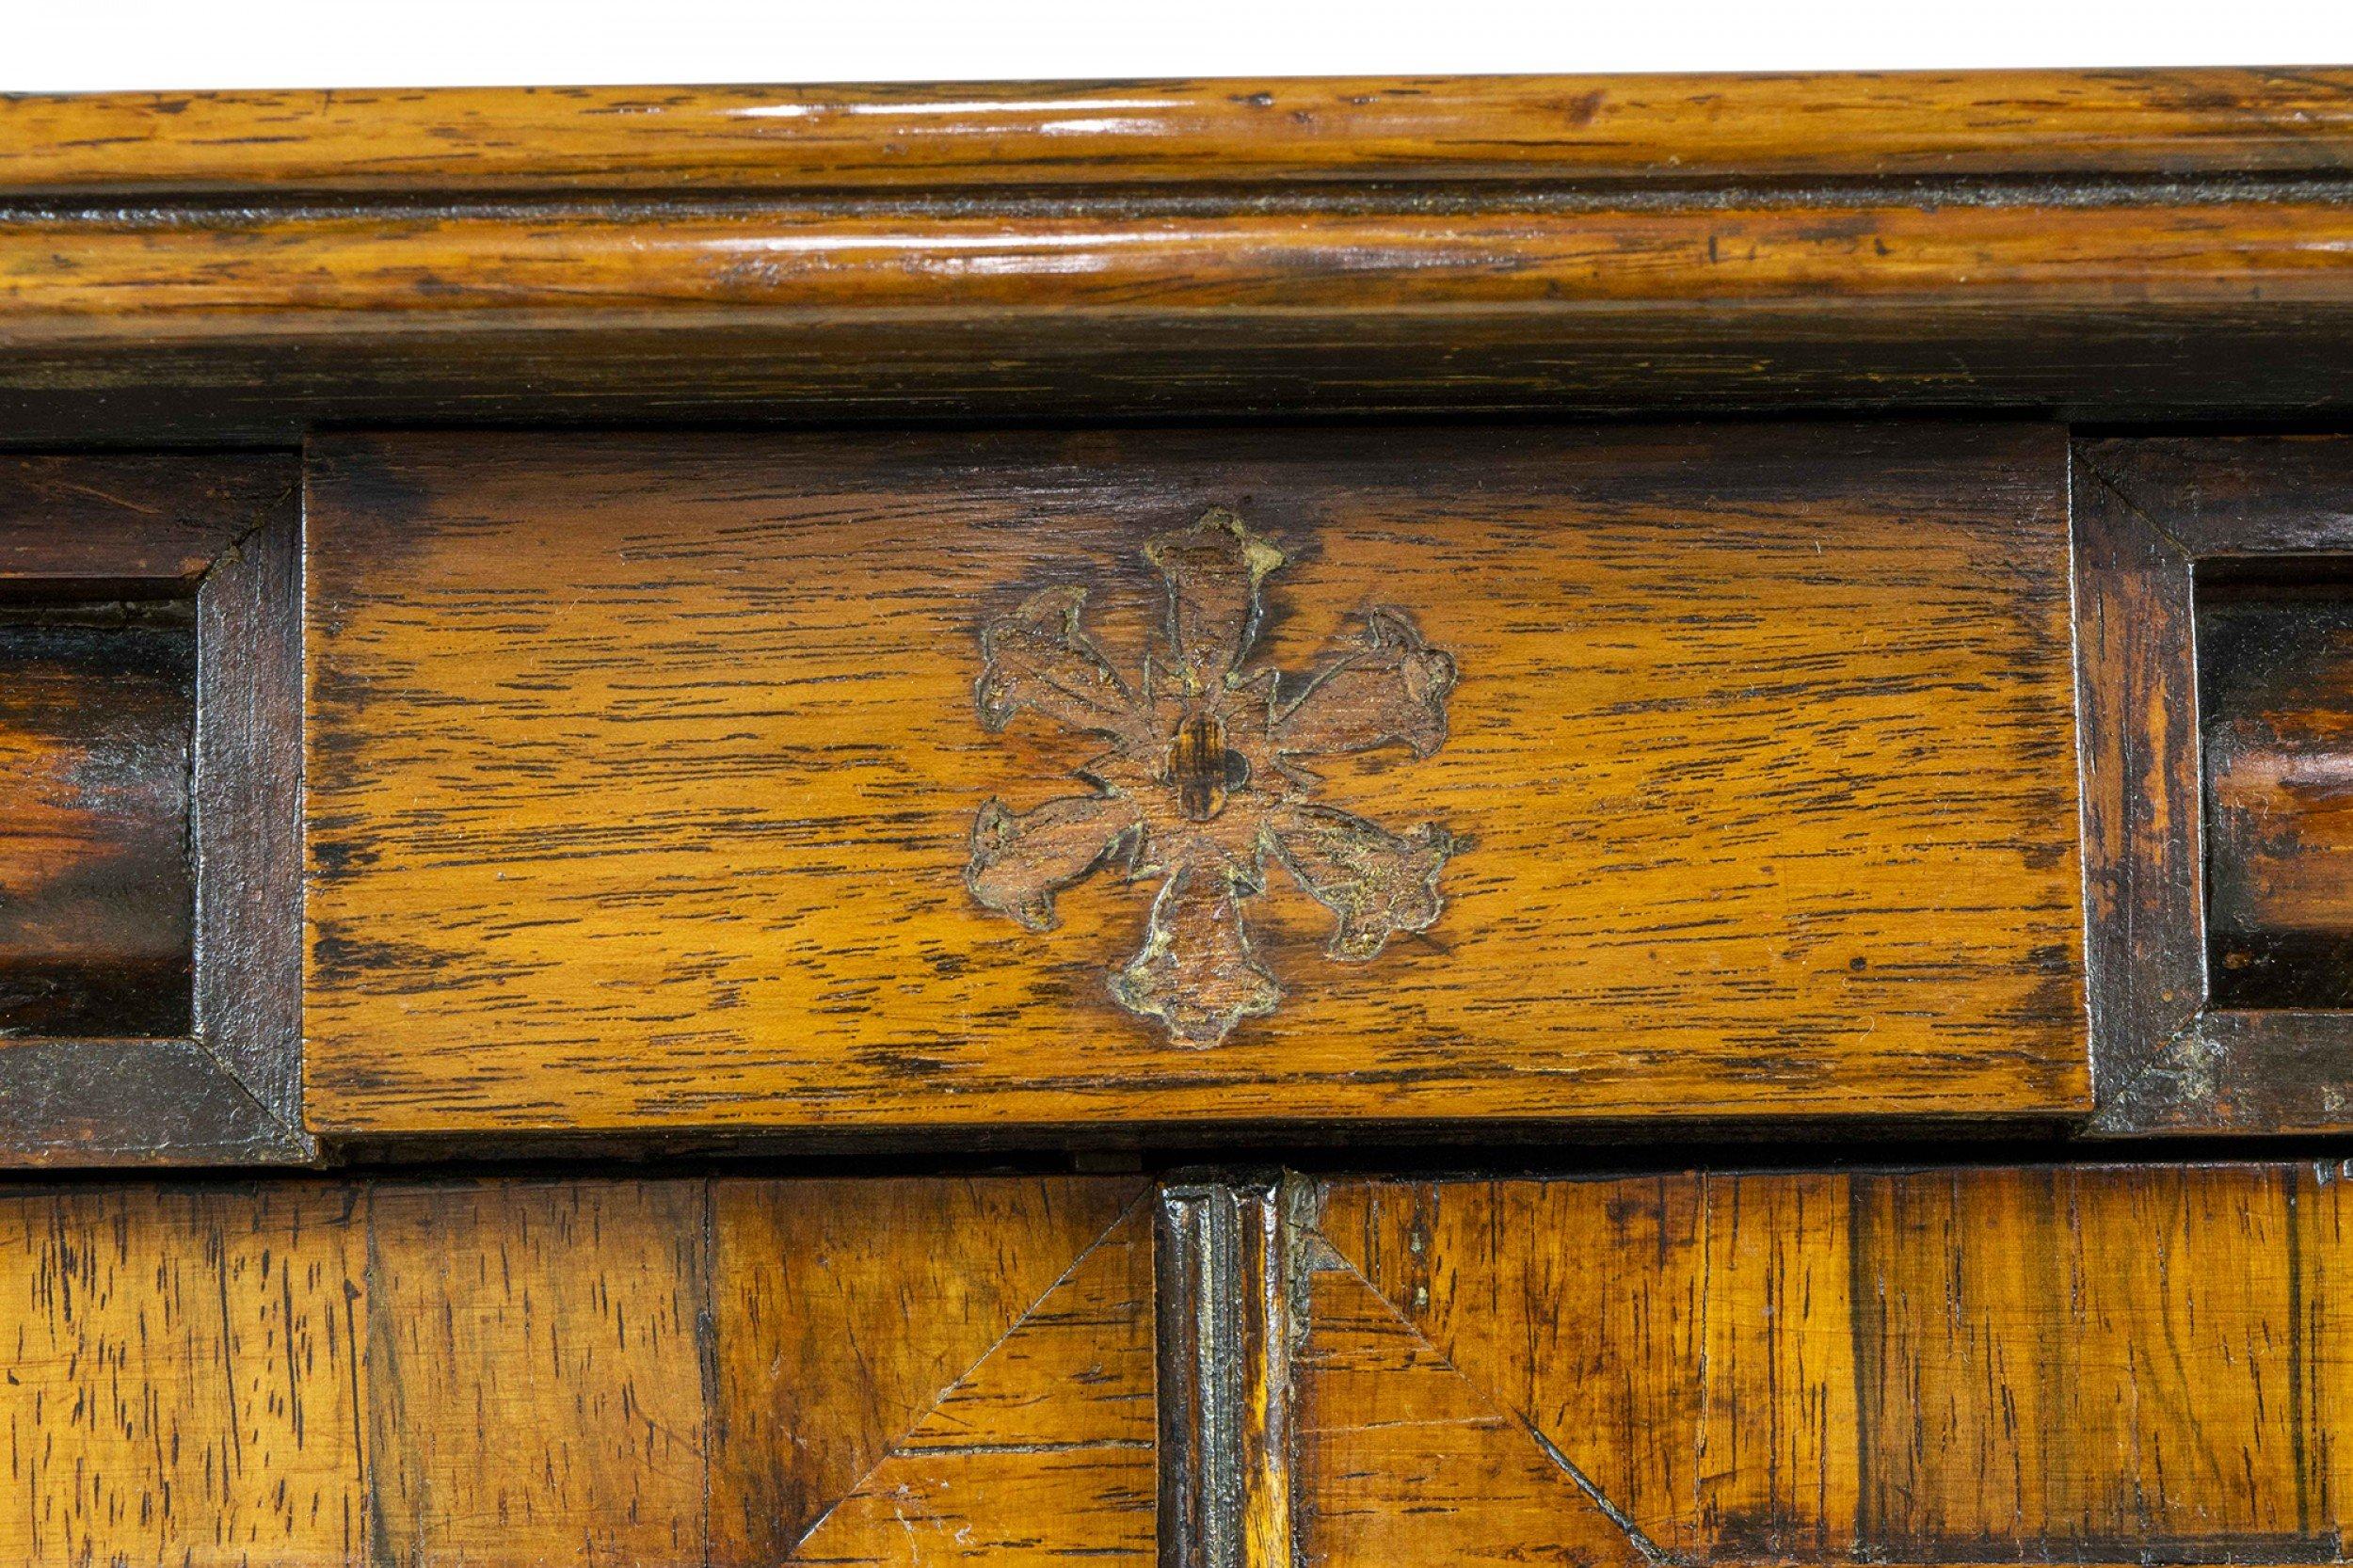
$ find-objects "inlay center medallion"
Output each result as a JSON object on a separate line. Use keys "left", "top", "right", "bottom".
{"left": 966, "top": 506, "right": 1461, "bottom": 1046}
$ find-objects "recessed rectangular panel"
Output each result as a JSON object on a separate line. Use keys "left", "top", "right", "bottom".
{"left": 1296, "top": 1164, "right": 2345, "bottom": 1567}
{"left": 0, "top": 454, "right": 307, "bottom": 1166}
{"left": 303, "top": 424, "right": 2086, "bottom": 1133}
{"left": 0, "top": 602, "right": 194, "bottom": 1038}
{"left": 2199, "top": 561, "right": 2353, "bottom": 1008}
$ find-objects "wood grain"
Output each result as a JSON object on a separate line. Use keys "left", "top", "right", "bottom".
{"left": 0, "top": 455, "right": 307, "bottom": 1166}
{"left": 1300, "top": 1163, "right": 2353, "bottom": 1566}
{"left": 0, "top": 1183, "right": 368, "bottom": 1568}
{"left": 1852, "top": 1166, "right": 2313, "bottom": 1553}
{"left": 2197, "top": 566, "right": 2353, "bottom": 1006}
{"left": 781, "top": 1204, "right": 1158, "bottom": 1565}
{"left": 21, "top": 199, "right": 2353, "bottom": 328}
{"left": 705, "top": 1175, "right": 1146, "bottom": 1563}
{"left": 8, "top": 76, "right": 2353, "bottom": 441}
{"left": 1291, "top": 1258, "right": 1650, "bottom": 1568}
{"left": 0, "top": 456, "right": 293, "bottom": 587}
{"left": 0, "top": 1173, "right": 1149, "bottom": 1567}
{"left": 191, "top": 507, "right": 308, "bottom": 1140}
{"left": 8, "top": 72, "right": 2350, "bottom": 193}
{"left": 2076, "top": 436, "right": 2353, "bottom": 1133}
{"left": 364, "top": 1178, "right": 710, "bottom": 1567}
{"left": 304, "top": 424, "right": 2085, "bottom": 1133}
{"left": 0, "top": 609, "right": 194, "bottom": 1037}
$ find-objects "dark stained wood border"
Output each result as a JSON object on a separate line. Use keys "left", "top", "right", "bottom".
{"left": 1156, "top": 1176, "right": 1291, "bottom": 1568}
{"left": 2077, "top": 436, "right": 2353, "bottom": 1135}
{"left": 0, "top": 456, "right": 310, "bottom": 1165}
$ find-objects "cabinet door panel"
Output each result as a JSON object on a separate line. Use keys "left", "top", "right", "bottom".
{"left": 0, "top": 1173, "right": 1153, "bottom": 1568}
{"left": 1282, "top": 1165, "right": 2344, "bottom": 1567}
{"left": 304, "top": 424, "right": 2083, "bottom": 1134}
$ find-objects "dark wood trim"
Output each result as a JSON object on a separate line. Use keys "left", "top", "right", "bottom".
{"left": 192, "top": 504, "right": 307, "bottom": 1151}
{"left": 0, "top": 456, "right": 309, "bottom": 1166}
{"left": 2077, "top": 436, "right": 2353, "bottom": 1135}
{"left": 7, "top": 72, "right": 2353, "bottom": 441}
{"left": 0, "top": 456, "right": 292, "bottom": 584}
{"left": 0, "top": 1038, "right": 305, "bottom": 1165}
{"left": 1156, "top": 1176, "right": 1291, "bottom": 1568}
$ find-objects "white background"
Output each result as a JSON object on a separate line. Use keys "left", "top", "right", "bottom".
{"left": 8, "top": 0, "right": 2353, "bottom": 91}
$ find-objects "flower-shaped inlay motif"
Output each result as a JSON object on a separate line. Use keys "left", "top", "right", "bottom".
{"left": 966, "top": 507, "right": 1460, "bottom": 1046}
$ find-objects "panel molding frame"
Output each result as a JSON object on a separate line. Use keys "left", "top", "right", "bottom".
{"left": 297, "top": 423, "right": 2087, "bottom": 1137}
{"left": 0, "top": 456, "right": 309, "bottom": 1165}
{"left": 2077, "top": 435, "right": 2353, "bottom": 1134}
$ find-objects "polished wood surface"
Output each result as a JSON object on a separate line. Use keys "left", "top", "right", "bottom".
{"left": 0, "top": 456, "right": 290, "bottom": 586}
{"left": 303, "top": 424, "right": 2084, "bottom": 1133}
{"left": 0, "top": 456, "right": 307, "bottom": 1166}
{"left": 0, "top": 1183, "right": 366, "bottom": 1567}
{"left": 1289, "top": 1164, "right": 2353, "bottom": 1566}
{"left": 13, "top": 1164, "right": 2343, "bottom": 1566}
{"left": 2199, "top": 565, "right": 2353, "bottom": 1006}
{"left": 9, "top": 72, "right": 2351, "bottom": 191}
{"left": 19, "top": 197, "right": 2353, "bottom": 325}
{"left": 0, "top": 1173, "right": 1152, "bottom": 1567}
{"left": 14, "top": 57, "right": 2353, "bottom": 1568}
{"left": 0, "top": 608, "right": 194, "bottom": 1036}
{"left": 8, "top": 73, "right": 2353, "bottom": 441}
{"left": 2077, "top": 437, "right": 2353, "bottom": 1134}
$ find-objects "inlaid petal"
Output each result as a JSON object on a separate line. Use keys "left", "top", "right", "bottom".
{"left": 1266, "top": 801, "right": 1454, "bottom": 961}
{"left": 1272, "top": 607, "right": 1457, "bottom": 759}
{"left": 975, "top": 584, "right": 1143, "bottom": 740}
{"left": 1144, "top": 507, "right": 1286, "bottom": 695}
{"left": 966, "top": 792, "right": 1142, "bottom": 932}
{"left": 1110, "top": 857, "right": 1281, "bottom": 1048}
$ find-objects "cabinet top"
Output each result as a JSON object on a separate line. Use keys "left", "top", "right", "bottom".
{"left": 5, "top": 69, "right": 2351, "bottom": 193}
{"left": 5, "top": 69, "right": 2353, "bottom": 440}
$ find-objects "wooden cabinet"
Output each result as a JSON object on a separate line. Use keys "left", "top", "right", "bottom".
{"left": 9, "top": 66, "right": 2353, "bottom": 1568}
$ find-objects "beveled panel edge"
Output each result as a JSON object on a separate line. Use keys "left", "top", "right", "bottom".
{"left": 0, "top": 455, "right": 310, "bottom": 1166}
{"left": 2076, "top": 434, "right": 2353, "bottom": 1136}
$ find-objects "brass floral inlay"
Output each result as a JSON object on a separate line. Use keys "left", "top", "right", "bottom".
{"left": 966, "top": 507, "right": 1460, "bottom": 1046}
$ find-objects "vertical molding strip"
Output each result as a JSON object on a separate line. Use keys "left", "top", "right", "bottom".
{"left": 1157, "top": 1175, "right": 1295, "bottom": 1568}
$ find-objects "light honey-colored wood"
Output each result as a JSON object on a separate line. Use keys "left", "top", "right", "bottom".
{"left": 364, "top": 1179, "right": 709, "bottom": 1567}
{"left": 304, "top": 424, "right": 2085, "bottom": 1132}
{"left": 0, "top": 1174, "right": 1149, "bottom": 1568}
{"left": 705, "top": 1176, "right": 1146, "bottom": 1563}
{"left": 1290, "top": 1260, "right": 1647, "bottom": 1568}
{"left": 8, "top": 72, "right": 2350, "bottom": 193}
{"left": 0, "top": 1184, "right": 368, "bottom": 1567}
{"left": 784, "top": 1206, "right": 1158, "bottom": 1565}
{"left": 1302, "top": 1163, "right": 2352, "bottom": 1565}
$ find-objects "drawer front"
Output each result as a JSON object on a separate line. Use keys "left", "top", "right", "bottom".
{"left": 303, "top": 424, "right": 2084, "bottom": 1133}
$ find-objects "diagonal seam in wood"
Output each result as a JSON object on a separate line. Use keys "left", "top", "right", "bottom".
{"left": 2077, "top": 453, "right": 2195, "bottom": 563}
{"left": 1309, "top": 1233, "right": 1682, "bottom": 1567}
{"left": 782, "top": 1181, "right": 1154, "bottom": 1559}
